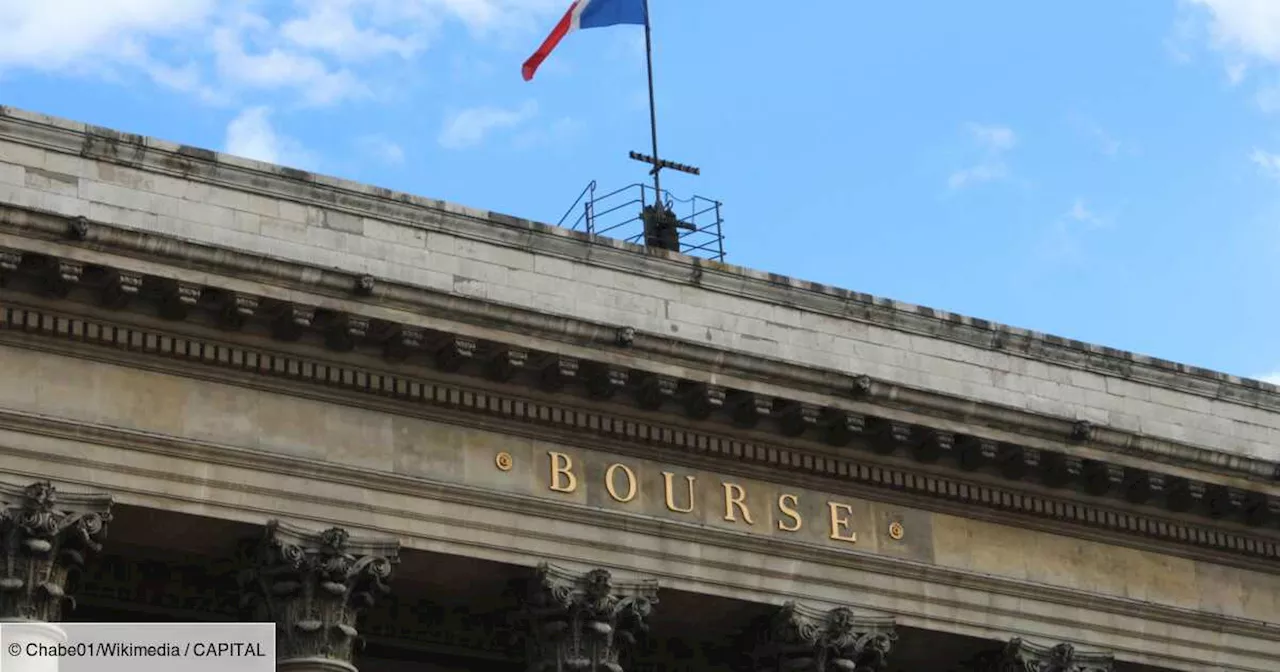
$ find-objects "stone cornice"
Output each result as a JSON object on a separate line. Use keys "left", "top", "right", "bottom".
{"left": 0, "top": 287, "right": 1277, "bottom": 570}
{"left": 0, "top": 202, "right": 1275, "bottom": 491}
{"left": 3, "top": 106, "right": 1280, "bottom": 416}
{"left": 0, "top": 419, "right": 1276, "bottom": 672}
{"left": 0, "top": 207, "right": 1277, "bottom": 562}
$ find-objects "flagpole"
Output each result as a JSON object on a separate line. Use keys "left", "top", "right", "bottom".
{"left": 642, "top": 0, "right": 662, "bottom": 208}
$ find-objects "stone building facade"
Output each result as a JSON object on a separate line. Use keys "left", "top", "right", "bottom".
{"left": 0, "top": 105, "right": 1276, "bottom": 671}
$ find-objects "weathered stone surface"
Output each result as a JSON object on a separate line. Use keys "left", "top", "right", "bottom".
{"left": 519, "top": 564, "right": 658, "bottom": 672}
{"left": 237, "top": 521, "right": 399, "bottom": 668}
{"left": 0, "top": 107, "right": 1277, "bottom": 464}
{"left": 965, "top": 637, "right": 1114, "bottom": 672}
{"left": 0, "top": 107, "right": 1277, "bottom": 672}
{"left": 749, "top": 602, "right": 896, "bottom": 672}
{"left": 0, "top": 481, "right": 112, "bottom": 621}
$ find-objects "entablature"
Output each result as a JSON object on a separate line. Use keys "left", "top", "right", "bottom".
{"left": 0, "top": 204, "right": 1278, "bottom": 569}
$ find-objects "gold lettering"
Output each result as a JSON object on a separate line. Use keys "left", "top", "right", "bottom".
{"left": 827, "top": 502, "right": 857, "bottom": 542}
{"left": 777, "top": 493, "right": 802, "bottom": 532}
{"left": 662, "top": 472, "right": 696, "bottom": 513}
{"left": 548, "top": 451, "right": 577, "bottom": 493}
{"left": 605, "top": 463, "right": 638, "bottom": 503}
{"left": 722, "top": 483, "right": 755, "bottom": 525}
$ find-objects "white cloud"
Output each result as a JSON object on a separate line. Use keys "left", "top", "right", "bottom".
{"left": 210, "top": 24, "right": 368, "bottom": 107}
{"left": 1250, "top": 147, "right": 1280, "bottom": 180}
{"left": 1256, "top": 371, "right": 1280, "bottom": 385}
{"left": 0, "top": 0, "right": 565, "bottom": 108}
{"left": 513, "top": 116, "right": 584, "bottom": 149}
{"left": 948, "top": 123, "right": 1016, "bottom": 190}
{"left": 356, "top": 135, "right": 406, "bottom": 164}
{"left": 1039, "top": 198, "right": 1115, "bottom": 263}
{"left": 1188, "top": 0, "right": 1280, "bottom": 64}
{"left": 224, "top": 106, "right": 312, "bottom": 168}
{"left": 1068, "top": 114, "right": 1133, "bottom": 158}
{"left": 967, "top": 123, "right": 1017, "bottom": 152}
{"left": 0, "top": 0, "right": 214, "bottom": 71}
{"left": 1066, "top": 198, "right": 1109, "bottom": 229}
{"left": 438, "top": 100, "right": 538, "bottom": 149}
{"left": 280, "top": 2, "right": 424, "bottom": 62}
{"left": 947, "top": 164, "right": 1008, "bottom": 190}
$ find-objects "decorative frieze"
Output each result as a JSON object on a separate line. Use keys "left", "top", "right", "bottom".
{"left": 0, "top": 481, "right": 113, "bottom": 621}
{"left": 750, "top": 602, "right": 896, "bottom": 672}
{"left": 0, "top": 294, "right": 1276, "bottom": 561}
{"left": 967, "top": 637, "right": 1114, "bottom": 672}
{"left": 237, "top": 521, "right": 399, "bottom": 671}
{"left": 520, "top": 563, "right": 658, "bottom": 672}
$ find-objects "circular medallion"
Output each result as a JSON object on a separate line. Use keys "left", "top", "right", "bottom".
{"left": 887, "top": 521, "right": 905, "bottom": 541}
{"left": 495, "top": 452, "right": 514, "bottom": 472}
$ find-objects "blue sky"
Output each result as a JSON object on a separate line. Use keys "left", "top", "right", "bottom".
{"left": 2, "top": 1, "right": 1279, "bottom": 382}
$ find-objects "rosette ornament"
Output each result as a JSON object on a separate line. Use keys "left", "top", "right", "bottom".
{"left": 237, "top": 520, "right": 399, "bottom": 672}
{"left": 521, "top": 563, "right": 659, "bottom": 672}
{"left": 751, "top": 602, "right": 897, "bottom": 672}
{"left": 0, "top": 481, "right": 113, "bottom": 622}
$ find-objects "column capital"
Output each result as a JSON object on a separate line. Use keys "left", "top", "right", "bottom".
{"left": 521, "top": 563, "right": 659, "bottom": 672}
{"left": 969, "top": 637, "right": 1115, "bottom": 672}
{"left": 237, "top": 520, "right": 399, "bottom": 669}
{"left": 0, "top": 481, "right": 113, "bottom": 621}
{"left": 752, "top": 601, "right": 897, "bottom": 672}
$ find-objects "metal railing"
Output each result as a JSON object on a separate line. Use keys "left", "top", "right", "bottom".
{"left": 557, "top": 182, "right": 726, "bottom": 262}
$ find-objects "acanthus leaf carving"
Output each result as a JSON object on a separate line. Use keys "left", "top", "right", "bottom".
{"left": 236, "top": 520, "right": 399, "bottom": 667}
{"left": 966, "top": 637, "right": 1114, "bottom": 672}
{"left": 0, "top": 481, "right": 113, "bottom": 621}
{"left": 520, "top": 563, "right": 658, "bottom": 672}
{"left": 752, "top": 602, "right": 896, "bottom": 672}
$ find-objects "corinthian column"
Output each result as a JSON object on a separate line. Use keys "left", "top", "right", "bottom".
{"left": 0, "top": 481, "right": 113, "bottom": 621}
{"left": 967, "top": 638, "right": 1114, "bottom": 672}
{"left": 750, "top": 602, "right": 897, "bottom": 672}
{"left": 520, "top": 563, "right": 659, "bottom": 672}
{"left": 0, "top": 481, "right": 112, "bottom": 672}
{"left": 237, "top": 520, "right": 399, "bottom": 672}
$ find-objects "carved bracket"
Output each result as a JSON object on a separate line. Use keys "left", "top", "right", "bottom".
{"left": 635, "top": 374, "right": 678, "bottom": 411}
{"left": 539, "top": 356, "right": 580, "bottom": 392}
{"left": 751, "top": 602, "right": 897, "bottom": 672}
{"left": 0, "top": 481, "right": 113, "bottom": 621}
{"left": 520, "top": 563, "right": 659, "bottom": 672}
{"left": 237, "top": 520, "right": 399, "bottom": 667}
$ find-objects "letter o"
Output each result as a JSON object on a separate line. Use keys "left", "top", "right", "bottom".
{"left": 605, "top": 463, "right": 638, "bottom": 503}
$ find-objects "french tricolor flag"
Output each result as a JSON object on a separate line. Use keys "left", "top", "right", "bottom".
{"left": 522, "top": 0, "right": 647, "bottom": 81}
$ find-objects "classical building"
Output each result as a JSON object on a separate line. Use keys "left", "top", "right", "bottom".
{"left": 0, "top": 105, "right": 1276, "bottom": 672}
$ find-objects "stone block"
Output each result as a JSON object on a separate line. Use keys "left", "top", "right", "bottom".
{"left": 0, "top": 161, "right": 23, "bottom": 186}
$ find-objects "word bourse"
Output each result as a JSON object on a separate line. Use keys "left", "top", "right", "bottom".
{"left": 543, "top": 452, "right": 860, "bottom": 542}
